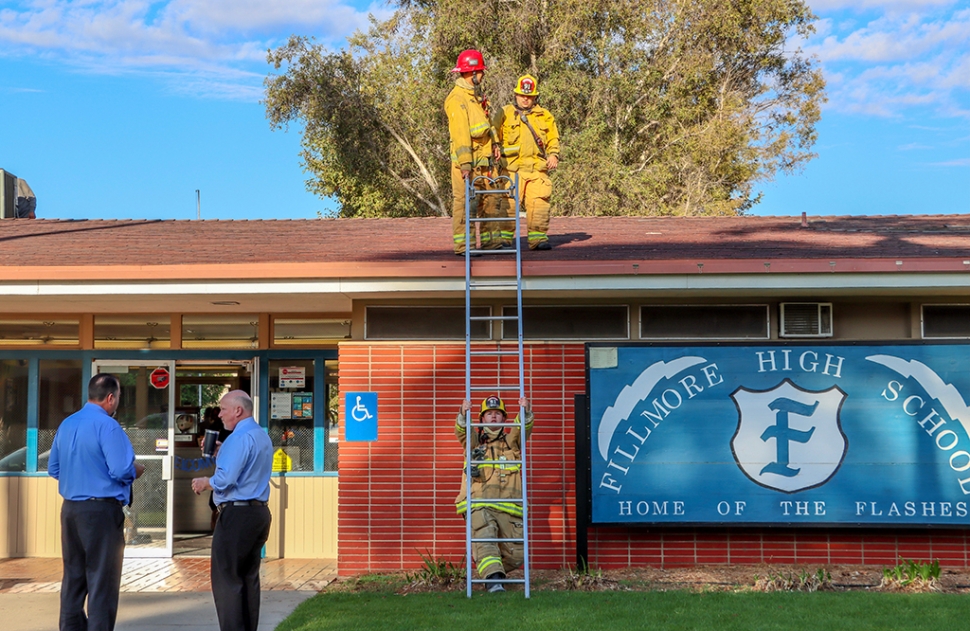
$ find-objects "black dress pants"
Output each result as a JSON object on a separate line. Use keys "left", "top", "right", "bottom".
{"left": 211, "top": 504, "right": 272, "bottom": 631}
{"left": 59, "top": 500, "right": 126, "bottom": 631}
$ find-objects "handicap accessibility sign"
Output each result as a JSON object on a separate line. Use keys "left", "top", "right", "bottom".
{"left": 345, "top": 392, "right": 378, "bottom": 442}
{"left": 272, "top": 449, "right": 292, "bottom": 473}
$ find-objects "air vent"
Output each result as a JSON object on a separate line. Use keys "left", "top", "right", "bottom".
{"left": 780, "top": 303, "right": 832, "bottom": 338}
{"left": 0, "top": 170, "right": 17, "bottom": 219}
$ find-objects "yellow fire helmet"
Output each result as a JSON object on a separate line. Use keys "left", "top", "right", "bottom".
{"left": 479, "top": 395, "right": 507, "bottom": 419}
{"left": 513, "top": 74, "right": 539, "bottom": 97}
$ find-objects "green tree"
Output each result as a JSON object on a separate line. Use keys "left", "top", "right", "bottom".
{"left": 265, "top": 0, "right": 825, "bottom": 217}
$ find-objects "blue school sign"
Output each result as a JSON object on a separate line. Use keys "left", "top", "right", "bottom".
{"left": 588, "top": 343, "right": 970, "bottom": 526}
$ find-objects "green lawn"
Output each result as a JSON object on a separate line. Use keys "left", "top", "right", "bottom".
{"left": 275, "top": 590, "right": 970, "bottom": 631}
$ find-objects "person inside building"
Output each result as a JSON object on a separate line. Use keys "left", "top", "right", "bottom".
{"left": 445, "top": 48, "right": 504, "bottom": 255}
{"left": 455, "top": 395, "right": 533, "bottom": 592}
{"left": 191, "top": 390, "right": 272, "bottom": 631}
{"left": 48, "top": 373, "right": 145, "bottom": 631}
{"left": 493, "top": 74, "right": 560, "bottom": 250}
{"left": 199, "top": 405, "right": 233, "bottom": 530}
{"left": 16, "top": 177, "right": 36, "bottom": 219}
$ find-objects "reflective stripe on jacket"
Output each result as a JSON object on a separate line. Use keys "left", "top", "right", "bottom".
{"left": 444, "top": 79, "right": 494, "bottom": 169}
{"left": 455, "top": 410, "right": 533, "bottom": 517}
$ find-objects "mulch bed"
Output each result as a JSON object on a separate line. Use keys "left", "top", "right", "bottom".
{"left": 331, "top": 564, "right": 970, "bottom": 594}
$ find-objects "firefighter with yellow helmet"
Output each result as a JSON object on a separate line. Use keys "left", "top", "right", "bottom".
{"left": 493, "top": 74, "right": 560, "bottom": 250}
{"left": 444, "top": 49, "right": 503, "bottom": 255}
{"left": 455, "top": 395, "right": 534, "bottom": 592}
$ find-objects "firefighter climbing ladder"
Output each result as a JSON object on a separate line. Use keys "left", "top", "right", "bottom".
{"left": 462, "top": 174, "right": 530, "bottom": 598}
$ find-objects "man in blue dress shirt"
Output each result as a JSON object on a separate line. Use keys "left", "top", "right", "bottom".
{"left": 49, "top": 373, "right": 144, "bottom": 631}
{"left": 192, "top": 390, "right": 273, "bottom": 631}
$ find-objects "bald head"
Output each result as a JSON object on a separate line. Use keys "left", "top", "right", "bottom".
{"left": 218, "top": 390, "right": 254, "bottom": 430}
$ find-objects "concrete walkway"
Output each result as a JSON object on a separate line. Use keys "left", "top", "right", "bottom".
{"left": 0, "top": 557, "right": 335, "bottom": 631}
{"left": 0, "top": 591, "right": 317, "bottom": 631}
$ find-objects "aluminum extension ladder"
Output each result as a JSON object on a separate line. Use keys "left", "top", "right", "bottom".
{"left": 462, "top": 173, "right": 530, "bottom": 598}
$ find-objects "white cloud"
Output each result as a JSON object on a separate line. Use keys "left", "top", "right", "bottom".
{"left": 163, "top": 0, "right": 375, "bottom": 37}
{"left": 897, "top": 142, "right": 933, "bottom": 150}
{"left": 804, "top": 5, "right": 970, "bottom": 118}
{"left": 0, "top": 0, "right": 389, "bottom": 98}
{"left": 928, "top": 157, "right": 970, "bottom": 166}
{"left": 808, "top": 0, "right": 957, "bottom": 11}
{"left": 806, "top": 9, "right": 970, "bottom": 63}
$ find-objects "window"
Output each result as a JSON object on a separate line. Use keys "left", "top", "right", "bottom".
{"left": 182, "top": 315, "right": 259, "bottom": 349}
{"left": 273, "top": 318, "right": 351, "bottom": 346}
{"left": 641, "top": 305, "right": 769, "bottom": 339}
{"left": 95, "top": 316, "right": 171, "bottom": 349}
{"left": 0, "top": 319, "right": 79, "bottom": 347}
{"left": 922, "top": 305, "right": 970, "bottom": 339}
{"left": 366, "top": 306, "right": 490, "bottom": 340}
{"left": 37, "top": 360, "right": 83, "bottom": 471}
{"left": 502, "top": 306, "right": 629, "bottom": 340}
{"left": 780, "top": 303, "right": 833, "bottom": 338}
{"left": 268, "top": 360, "right": 316, "bottom": 472}
{"left": 325, "top": 360, "right": 338, "bottom": 472}
{"left": 0, "top": 360, "right": 29, "bottom": 471}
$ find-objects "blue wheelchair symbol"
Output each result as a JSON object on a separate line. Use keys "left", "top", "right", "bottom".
{"left": 345, "top": 392, "right": 378, "bottom": 441}
{"left": 350, "top": 395, "right": 374, "bottom": 422}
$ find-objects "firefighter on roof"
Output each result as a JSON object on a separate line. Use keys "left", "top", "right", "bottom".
{"left": 493, "top": 74, "right": 560, "bottom": 250}
{"left": 455, "top": 395, "right": 533, "bottom": 592}
{"left": 444, "top": 49, "right": 504, "bottom": 255}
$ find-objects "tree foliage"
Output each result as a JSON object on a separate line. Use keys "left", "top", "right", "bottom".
{"left": 265, "top": 0, "right": 825, "bottom": 217}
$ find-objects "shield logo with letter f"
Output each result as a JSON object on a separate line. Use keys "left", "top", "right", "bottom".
{"left": 731, "top": 379, "right": 848, "bottom": 493}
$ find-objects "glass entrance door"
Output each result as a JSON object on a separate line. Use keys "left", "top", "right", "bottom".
{"left": 93, "top": 360, "right": 175, "bottom": 558}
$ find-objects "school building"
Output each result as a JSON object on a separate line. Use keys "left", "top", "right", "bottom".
{"left": 2, "top": 214, "right": 969, "bottom": 574}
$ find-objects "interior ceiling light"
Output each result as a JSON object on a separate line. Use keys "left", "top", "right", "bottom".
{"left": 211, "top": 301, "right": 240, "bottom": 306}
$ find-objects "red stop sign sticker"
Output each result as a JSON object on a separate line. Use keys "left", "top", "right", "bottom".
{"left": 150, "top": 367, "right": 170, "bottom": 389}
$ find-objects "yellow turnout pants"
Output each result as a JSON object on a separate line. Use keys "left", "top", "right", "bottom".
{"left": 470, "top": 507, "right": 524, "bottom": 578}
{"left": 500, "top": 170, "right": 551, "bottom": 249}
{"left": 451, "top": 165, "right": 504, "bottom": 254}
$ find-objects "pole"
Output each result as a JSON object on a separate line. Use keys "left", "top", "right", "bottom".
{"left": 196, "top": 189, "right": 201, "bottom": 220}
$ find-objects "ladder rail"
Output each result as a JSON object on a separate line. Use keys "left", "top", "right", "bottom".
{"left": 463, "top": 173, "right": 530, "bottom": 598}
{"left": 515, "top": 172, "right": 530, "bottom": 599}
{"left": 464, "top": 174, "right": 474, "bottom": 598}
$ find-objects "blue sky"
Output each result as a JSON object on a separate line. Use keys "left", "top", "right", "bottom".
{"left": 1, "top": 0, "right": 967, "bottom": 221}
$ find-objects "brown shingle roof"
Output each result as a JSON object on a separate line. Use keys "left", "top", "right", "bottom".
{"left": 1, "top": 215, "right": 968, "bottom": 280}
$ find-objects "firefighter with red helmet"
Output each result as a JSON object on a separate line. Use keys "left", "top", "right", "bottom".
{"left": 455, "top": 395, "right": 533, "bottom": 592}
{"left": 444, "top": 49, "right": 504, "bottom": 255}
{"left": 493, "top": 74, "right": 560, "bottom": 250}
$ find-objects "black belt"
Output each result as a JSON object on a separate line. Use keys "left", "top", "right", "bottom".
{"left": 217, "top": 500, "right": 267, "bottom": 513}
{"left": 87, "top": 497, "right": 124, "bottom": 506}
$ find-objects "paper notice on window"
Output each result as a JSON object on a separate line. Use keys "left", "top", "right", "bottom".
{"left": 279, "top": 366, "right": 306, "bottom": 389}
{"left": 271, "top": 392, "right": 292, "bottom": 420}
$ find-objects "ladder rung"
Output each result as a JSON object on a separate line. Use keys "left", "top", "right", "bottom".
{"left": 471, "top": 537, "right": 526, "bottom": 544}
{"left": 470, "top": 189, "right": 514, "bottom": 196}
{"left": 469, "top": 315, "right": 518, "bottom": 321}
{"left": 468, "top": 248, "right": 516, "bottom": 255}
{"left": 469, "top": 280, "right": 517, "bottom": 288}
{"left": 469, "top": 385, "right": 519, "bottom": 391}
{"left": 469, "top": 350, "right": 520, "bottom": 356}
{"left": 469, "top": 459, "right": 523, "bottom": 466}
{"left": 469, "top": 496, "right": 523, "bottom": 502}
{"left": 470, "top": 216, "right": 512, "bottom": 223}
{"left": 472, "top": 454, "right": 522, "bottom": 464}
{"left": 473, "top": 577, "right": 527, "bottom": 584}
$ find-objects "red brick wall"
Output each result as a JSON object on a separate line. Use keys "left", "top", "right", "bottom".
{"left": 337, "top": 342, "right": 584, "bottom": 576}
{"left": 337, "top": 342, "right": 970, "bottom": 576}
{"left": 586, "top": 528, "right": 970, "bottom": 567}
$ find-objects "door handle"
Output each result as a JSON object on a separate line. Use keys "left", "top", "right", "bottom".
{"left": 162, "top": 456, "right": 173, "bottom": 481}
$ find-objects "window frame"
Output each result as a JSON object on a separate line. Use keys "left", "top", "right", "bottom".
{"left": 639, "top": 304, "right": 770, "bottom": 341}
{"left": 921, "top": 304, "right": 970, "bottom": 340}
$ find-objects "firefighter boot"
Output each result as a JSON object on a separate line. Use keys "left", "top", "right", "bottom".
{"left": 487, "top": 571, "right": 506, "bottom": 593}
